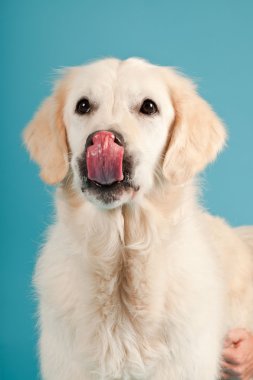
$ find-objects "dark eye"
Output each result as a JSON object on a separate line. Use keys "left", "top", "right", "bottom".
{"left": 139, "top": 99, "right": 158, "bottom": 115}
{"left": 75, "top": 98, "right": 91, "bottom": 115}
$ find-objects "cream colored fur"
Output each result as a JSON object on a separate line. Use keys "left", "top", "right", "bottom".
{"left": 24, "top": 58, "right": 253, "bottom": 380}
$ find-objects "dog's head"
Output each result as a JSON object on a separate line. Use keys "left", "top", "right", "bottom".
{"left": 23, "top": 58, "right": 226, "bottom": 209}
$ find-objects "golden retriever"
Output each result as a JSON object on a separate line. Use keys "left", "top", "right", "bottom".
{"left": 23, "top": 58, "right": 253, "bottom": 380}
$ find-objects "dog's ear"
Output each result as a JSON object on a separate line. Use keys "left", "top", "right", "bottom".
{"left": 162, "top": 70, "right": 227, "bottom": 184}
{"left": 23, "top": 90, "right": 69, "bottom": 185}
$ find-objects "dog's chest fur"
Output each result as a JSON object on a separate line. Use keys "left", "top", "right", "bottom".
{"left": 78, "top": 203, "right": 169, "bottom": 378}
{"left": 37, "top": 188, "right": 227, "bottom": 380}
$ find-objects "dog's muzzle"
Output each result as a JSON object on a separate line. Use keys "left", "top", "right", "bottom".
{"left": 78, "top": 130, "right": 138, "bottom": 205}
{"left": 85, "top": 130, "right": 124, "bottom": 186}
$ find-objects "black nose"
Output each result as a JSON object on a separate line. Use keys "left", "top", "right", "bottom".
{"left": 85, "top": 129, "right": 124, "bottom": 149}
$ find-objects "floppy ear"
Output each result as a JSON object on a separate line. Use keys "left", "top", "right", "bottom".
{"left": 162, "top": 70, "right": 227, "bottom": 184}
{"left": 23, "top": 93, "right": 69, "bottom": 185}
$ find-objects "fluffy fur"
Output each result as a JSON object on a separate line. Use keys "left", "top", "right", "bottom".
{"left": 24, "top": 58, "right": 253, "bottom": 380}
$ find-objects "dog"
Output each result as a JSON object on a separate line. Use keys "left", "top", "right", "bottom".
{"left": 23, "top": 58, "right": 253, "bottom": 380}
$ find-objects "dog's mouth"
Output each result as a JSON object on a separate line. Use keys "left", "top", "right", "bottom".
{"left": 78, "top": 130, "right": 139, "bottom": 205}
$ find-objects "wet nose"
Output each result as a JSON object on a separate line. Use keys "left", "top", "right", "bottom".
{"left": 86, "top": 130, "right": 124, "bottom": 148}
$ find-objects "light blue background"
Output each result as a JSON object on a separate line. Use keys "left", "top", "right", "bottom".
{"left": 1, "top": 1, "right": 253, "bottom": 379}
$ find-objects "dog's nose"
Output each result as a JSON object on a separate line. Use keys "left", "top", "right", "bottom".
{"left": 85, "top": 130, "right": 124, "bottom": 148}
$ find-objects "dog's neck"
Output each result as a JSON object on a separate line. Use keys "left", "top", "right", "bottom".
{"left": 57, "top": 179, "right": 197, "bottom": 246}
{"left": 56, "top": 181, "right": 197, "bottom": 297}
{"left": 54, "top": 181, "right": 198, "bottom": 374}
{"left": 56, "top": 180, "right": 198, "bottom": 252}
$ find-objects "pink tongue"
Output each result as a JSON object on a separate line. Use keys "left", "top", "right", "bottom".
{"left": 86, "top": 131, "right": 124, "bottom": 185}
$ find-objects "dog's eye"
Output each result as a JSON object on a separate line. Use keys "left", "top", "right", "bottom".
{"left": 75, "top": 98, "right": 91, "bottom": 115}
{"left": 139, "top": 99, "right": 158, "bottom": 115}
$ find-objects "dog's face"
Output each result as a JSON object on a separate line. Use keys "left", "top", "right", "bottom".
{"left": 24, "top": 58, "right": 226, "bottom": 209}
{"left": 64, "top": 59, "right": 175, "bottom": 208}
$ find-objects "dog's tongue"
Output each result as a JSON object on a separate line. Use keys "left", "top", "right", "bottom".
{"left": 86, "top": 131, "right": 124, "bottom": 185}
